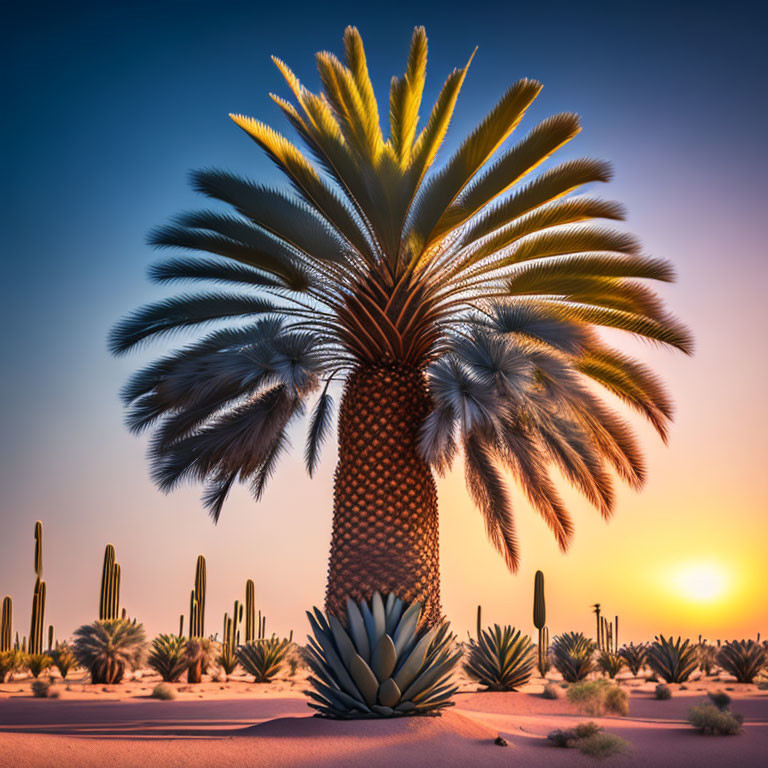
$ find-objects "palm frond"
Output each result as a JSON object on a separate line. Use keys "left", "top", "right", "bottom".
{"left": 305, "top": 389, "right": 335, "bottom": 476}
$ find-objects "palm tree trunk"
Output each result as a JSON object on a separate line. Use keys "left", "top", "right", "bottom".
{"left": 325, "top": 364, "right": 441, "bottom": 626}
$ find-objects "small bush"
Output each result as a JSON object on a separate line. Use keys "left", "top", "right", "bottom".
{"left": 618, "top": 642, "right": 647, "bottom": 676}
{"left": 707, "top": 691, "right": 731, "bottom": 711}
{"left": 31, "top": 679, "right": 51, "bottom": 698}
{"left": 597, "top": 651, "right": 624, "bottom": 679}
{"left": 0, "top": 650, "right": 24, "bottom": 682}
{"left": 151, "top": 683, "right": 176, "bottom": 700}
{"left": 655, "top": 683, "right": 672, "bottom": 700}
{"left": 577, "top": 731, "right": 629, "bottom": 758}
{"left": 567, "top": 679, "right": 628, "bottom": 716}
{"left": 548, "top": 722, "right": 600, "bottom": 748}
{"left": 688, "top": 702, "right": 743, "bottom": 735}
{"left": 542, "top": 682, "right": 565, "bottom": 699}
{"left": 51, "top": 643, "right": 78, "bottom": 679}
{"left": 27, "top": 654, "right": 53, "bottom": 678}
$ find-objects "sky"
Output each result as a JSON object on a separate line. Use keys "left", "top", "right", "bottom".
{"left": 1, "top": 0, "right": 766, "bottom": 646}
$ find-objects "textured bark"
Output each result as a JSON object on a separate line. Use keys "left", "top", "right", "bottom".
{"left": 325, "top": 364, "right": 441, "bottom": 626}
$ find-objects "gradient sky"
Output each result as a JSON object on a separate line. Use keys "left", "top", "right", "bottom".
{"left": 2, "top": 0, "right": 766, "bottom": 646}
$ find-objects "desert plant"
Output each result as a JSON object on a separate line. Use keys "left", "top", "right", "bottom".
{"left": 716, "top": 639, "right": 767, "bottom": 684}
{"left": 151, "top": 682, "right": 176, "bottom": 700}
{"left": 216, "top": 643, "right": 239, "bottom": 677}
{"left": 304, "top": 592, "right": 460, "bottom": 718}
{"left": 237, "top": 637, "right": 291, "bottom": 682}
{"left": 30, "top": 678, "right": 51, "bottom": 698}
{"left": 188, "top": 555, "right": 207, "bottom": 640}
{"left": 532, "top": 571, "right": 550, "bottom": 677}
{"left": 29, "top": 522, "right": 46, "bottom": 655}
{"left": 185, "top": 637, "right": 215, "bottom": 683}
{"left": 688, "top": 702, "right": 743, "bottom": 735}
{"left": 707, "top": 691, "right": 731, "bottom": 711}
{"left": 551, "top": 632, "right": 595, "bottom": 682}
{"left": 548, "top": 721, "right": 602, "bottom": 747}
{"left": 542, "top": 682, "right": 565, "bottom": 699}
{"left": 698, "top": 639, "right": 717, "bottom": 676}
{"left": 646, "top": 635, "right": 698, "bottom": 683}
{"left": 148, "top": 634, "right": 188, "bottom": 682}
{"left": 619, "top": 642, "right": 647, "bottom": 676}
{"left": 51, "top": 642, "right": 78, "bottom": 679}
{"left": 99, "top": 544, "right": 121, "bottom": 621}
{"left": 577, "top": 731, "right": 629, "bottom": 757}
{"left": 655, "top": 683, "right": 671, "bottom": 699}
{"left": 464, "top": 625, "right": 535, "bottom": 690}
{"left": 73, "top": 619, "right": 147, "bottom": 684}
{"left": 0, "top": 649, "right": 24, "bottom": 682}
{"left": 26, "top": 653, "right": 53, "bottom": 678}
{"left": 111, "top": 26, "right": 689, "bottom": 626}
{"left": 1, "top": 596, "right": 12, "bottom": 652}
{"left": 597, "top": 650, "right": 624, "bottom": 679}
{"left": 567, "top": 679, "right": 629, "bottom": 716}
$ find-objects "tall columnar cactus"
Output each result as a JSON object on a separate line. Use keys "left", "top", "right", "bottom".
{"left": 189, "top": 555, "right": 207, "bottom": 639}
{"left": 48, "top": 625, "right": 55, "bottom": 652}
{"left": 593, "top": 604, "right": 602, "bottom": 649}
{"left": 476, "top": 605, "right": 482, "bottom": 639}
{"left": 1, "top": 597, "right": 11, "bottom": 652}
{"left": 533, "top": 570, "right": 549, "bottom": 677}
{"left": 99, "top": 544, "right": 121, "bottom": 621}
{"left": 245, "top": 579, "right": 255, "bottom": 643}
{"left": 29, "top": 522, "right": 46, "bottom": 655}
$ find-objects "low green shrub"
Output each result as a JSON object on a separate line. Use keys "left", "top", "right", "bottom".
{"left": 567, "top": 679, "right": 629, "bottom": 716}
{"left": 30, "top": 679, "right": 51, "bottom": 698}
{"left": 542, "top": 682, "right": 565, "bottom": 699}
{"left": 577, "top": 731, "right": 629, "bottom": 758}
{"left": 707, "top": 691, "right": 731, "bottom": 711}
{"left": 151, "top": 683, "right": 176, "bottom": 700}
{"left": 688, "top": 702, "right": 743, "bottom": 735}
{"left": 655, "top": 683, "right": 672, "bottom": 700}
{"left": 27, "top": 653, "right": 53, "bottom": 678}
{"left": 548, "top": 721, "right": 601, "bottom": 747}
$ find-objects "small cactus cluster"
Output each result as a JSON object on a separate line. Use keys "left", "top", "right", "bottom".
{"left": 592, "top": 603, "right": 619, "bottom": 653}
{"left": 99, "top": 544, "right": 121, "bottom": 621}
{"left": 188, "top": 555, "right": 207, "bottom": 639}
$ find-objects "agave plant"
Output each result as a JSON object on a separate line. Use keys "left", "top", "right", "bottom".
{"left": 618, "top": 642, "right": 647, "bottom": 676}
{"left": 148, "top": 634, "right": 188, "bottom": 682}
{"left": 717, "top": 640, "right": 767, "bottom": 683}
{"left": 304, "top": 592, "right": 460, "bottom": 718}
{"left": 464, "top": 625, "right": 535, "bottom": 690}
{"left": 216, "top": 642, "right": 239, "bottom": 677}
{"left": 51, "top": 642, "right": 79, "bottom": 679}
{"left": 597, "top": 650, "right": 624, "bottom": 679}
{"left": 73, "top": 619, "right": 147, "bottom": 684}
{"left": 26, "top": 653, "right": 52, "bottom": 678}
{"left": 237, "top": 637, "right": 292, "bottom": 682}
{"left": 551, "top": 632, "right": 596, "bottom": 682}
{"left": 111, "top": 26, "right": 690, "bottom": 625}
{"left": 0, "top": 649, "right": 24, "bottom": 682}
{"left": 646, "top": 636, "right": 698, "bottom": 683}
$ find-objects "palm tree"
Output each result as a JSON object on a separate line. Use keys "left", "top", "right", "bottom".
{"left": 111, "top": 27, "right": 690, "bottom": 626}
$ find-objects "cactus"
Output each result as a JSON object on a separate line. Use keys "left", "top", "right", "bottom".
{"left": 217, "top": 612, "right": 239, "bottom": 676}
{"left": 189, "top": 555, "right": 206, "bottom": 639}
{"left": 476, "top": 605, "right": 482, "bottom": 639}
{"left": 245, "top": 579, "right": 256, "bottom": 643}
{"left": 305, "top": 592, "right": 460, "bottom": 719}
{"left": 29, "top": 522, "right": 46, "bottom": 655}
{"left": 99, "top": 544, "right": 121, "bottom": 621}
{"left": 1, "top": 597, "right": 11, "bottom": 652}
{"left": 533, "top": 571, "right": 549, "bottom": 677}
{"left": 47, "top": 625, "right": 54, "bottom": 652}
{"left": 464, "top": 625, "right": 536, "bottom": 690}
{"left": 179, "top": 614, "right": 184, "bottom": 638}
{"left": 593, "top": 604, "right": 601, "bottom": 649}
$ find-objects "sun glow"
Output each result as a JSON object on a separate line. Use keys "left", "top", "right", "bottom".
{"left": 673, "top": 562, "right": 729, "bottom": 603}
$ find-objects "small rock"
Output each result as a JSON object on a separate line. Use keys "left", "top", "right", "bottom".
{"left": 494, "top": 735, "right": 508, "bottom": 747}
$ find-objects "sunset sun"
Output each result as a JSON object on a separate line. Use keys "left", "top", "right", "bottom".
{"left": 674, "top": 562, "right": 729, "bottom": 602}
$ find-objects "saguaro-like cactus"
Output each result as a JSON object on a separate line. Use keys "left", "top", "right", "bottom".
{"left": 99, "top": 544, "right": 121, "bottom": 620}
{"left": 533, "top": 570, "right": 549, "bottom": 677}
{"left": 29, "top": 522, "right": 46, "bottom": 655}
{"left": 1, "top": 597, "right": 12, "bottom": 652}
{"left": 593, "top": 604, "right": 602, "bottom": 649}
{"left": 48, "top": 625, "right": 55, "bottom": 652}
{"left": 245, "top": 579, "right": 255, "bottom": 643}
{"left": 189, "top": 555, "right": 207, "bottom": 639}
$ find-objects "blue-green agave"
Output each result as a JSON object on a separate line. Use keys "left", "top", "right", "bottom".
{"left": 464, "top": 625, "right": 535, "bottom": 690}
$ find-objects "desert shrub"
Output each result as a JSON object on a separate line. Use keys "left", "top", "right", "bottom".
{"left": 148, "top": 635, "right": 188, "bottom": 682}
{"left": 542, "top": 682, "right": 565, "bottom": 699}
{"left": 26, "top": 653, "right": 53, "bottom": 678}
{"left": 688, "top": 702, "right": 743, "bottom": 735}
{"left": 646, "top": 636, "right": 698, "bottom": 683}
{"left": 551, "top": 632, "right": 596, "bottom": 682}
{"left": 51, "top": 643, "right": 79, "bottom": 679}
{"left": 619, "top": 642, "right": 647, "bottom": 676}
{"left": 577, "top": 731, "right": 629, "bottom": 757}
{"left": 597, "top": 651, "right": 624, "bottom": 679}
{"left": 707, "top": 691, "right": 731, "bottom": 710}
{"left": 548, "top": 721, "right": 602, "bottom": 747}
{"left": 567, "top": 679, "right": 629, "bottom": 716}
{"left": 698, "top": 641, "right": 717, "bottom": 676}
{"left": 73, "top": 619, "right": 147, "bottom": 684}
{"left": 151, "top": 683, "right": 176, "bottom": 700}
{"left": 464, "top": 625, "right": 535, "bottom": 691}
{"left": 30, "top": 679, "right": 51, "bottom": 697}
{"left": 716, "top": 640, "right": 767, "bottom": 683}
{"left": 0, "top": 650, "right": 24, "bottom": 682}
{"left": 655, "top": 683, "right": 671, "bottom": 699}
{"left": 237, "top": 637, "right": 291, "bottom": 682}
{"left": 185, "top": 638, "right": 215, "bottom": 683}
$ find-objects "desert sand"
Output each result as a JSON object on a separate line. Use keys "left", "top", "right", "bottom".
{"left": 1, "top": 670, "right": 766, "bottom": 767}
